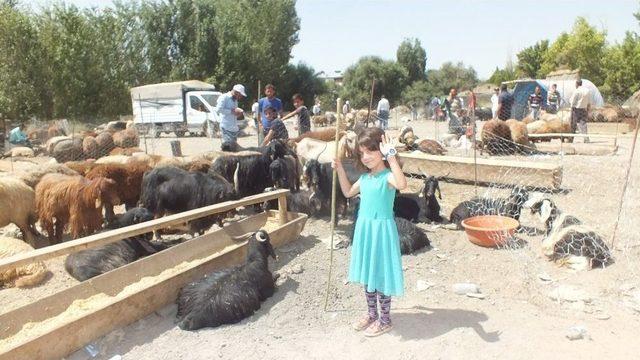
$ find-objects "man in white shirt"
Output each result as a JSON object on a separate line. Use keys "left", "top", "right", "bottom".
{"left": 569, "top": 79, "right": 591, "bottom": 143}
{"left": 376, "top": 95, "right": 390, "bottom": 129}
{"left": 312, "top": 102, "right": 321, "bottom": 116}
{"left": 342, "top": 100, "right": 350, "bottom": 116}
{"left": 251, "top": 100, "right": 259, "bottom": 130}
{"left": 215, "top": 84, "right": 246, "bottom": 150}
{"left": 490, "top": 88, "right": 499, "bottom": 119}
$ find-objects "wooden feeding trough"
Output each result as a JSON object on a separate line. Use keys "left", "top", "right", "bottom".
{"left": 398, "top": 152, "right": 563, "bottom": 190}
{"left": 0, "top": 189, "right": 306, "bottom": 360}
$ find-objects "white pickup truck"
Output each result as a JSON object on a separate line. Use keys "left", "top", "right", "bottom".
{"left": 131, "top": 80, "right": 235, "bottom": 138}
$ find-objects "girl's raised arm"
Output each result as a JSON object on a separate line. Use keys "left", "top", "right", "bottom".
{"left": 381, "top": 135, "right": 407, "bottom": 191}
{"left": 333, "top": 158, "right": 361, "bottom": 198}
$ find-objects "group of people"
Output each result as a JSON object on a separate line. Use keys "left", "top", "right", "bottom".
{"left": 217, "top": 83, "right": 311, "bottom": 150}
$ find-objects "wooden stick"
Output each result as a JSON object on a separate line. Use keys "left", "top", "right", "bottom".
{"left": 610, "top": 113, "right": 640, "bottom": 248}
{"left": 324, "top": 97, "right": 342, "bottom": 311}
{"left": 257, "top": 80, "right": 262, "bottom": 146}
{"left": 528, "top": 133, "right": 632, "bottom": 139}
{"left": 366, "top": 78, "right": 375, "bottom": 127}
{"left": 278, "top": 193, "right": 288, "bottom": 225}
{"left": 0, "top": 189, "right": 290, "bottom": 273}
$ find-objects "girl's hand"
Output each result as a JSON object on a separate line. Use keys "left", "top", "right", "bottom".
{"left": 332, "top": 157, "right": 342, "bottom": 170}
{"left": 380, "top": 135, "right": 396, "bottom": 159}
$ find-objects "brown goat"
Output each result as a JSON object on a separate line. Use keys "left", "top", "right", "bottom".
{"left": 417, "top": 139, "right": 447, "bottom": 155}
{"left": 35, "top": 174, "right": 120, "bottom": 244}
{"left": 64, "top": 160, "right": 98, "bottom": 176}
{"left": 85, "top": 162, "right": 151, "bottom": 222}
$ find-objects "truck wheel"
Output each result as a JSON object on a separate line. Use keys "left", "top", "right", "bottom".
{"left": 154, "top": 127, "right": 162, "bottom": 138}
{"left": 175, "top": 130, "right": 185, "bottom": 138}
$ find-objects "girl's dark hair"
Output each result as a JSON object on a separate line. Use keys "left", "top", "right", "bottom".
{"left": 354, "top": 127, "right": 388, "bottom": 171}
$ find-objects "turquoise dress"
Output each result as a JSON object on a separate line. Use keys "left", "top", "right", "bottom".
{"left": 348, "top": 168, "right": 404, "bottom": 296}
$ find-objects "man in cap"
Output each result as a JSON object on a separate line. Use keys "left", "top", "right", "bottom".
{"left": 215, "top": 84, "right": 246, "bottom": 150}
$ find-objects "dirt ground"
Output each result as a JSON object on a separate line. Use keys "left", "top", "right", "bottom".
{"left": 1, "top": 113, "right": 640, "bottom": 360}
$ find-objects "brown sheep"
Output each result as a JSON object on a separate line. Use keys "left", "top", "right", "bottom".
{"left": 0, "top": 236, "right": 48, "bottom": 288}
{"left": 112, "top": 128, "right": 140, "bottom": 148}
{"left": 64, "top": 160, "right": 98, "bottom": 176}
{"left": 311, "top": 115, "right": 328, "bottom": 127}
{"left": 480, "top": 119, "right": 515, "bottom": 155}
{"left": 95, "top": 132, "right": 115, "bottom": 157}
{"left": 36, "top": 174, "right": 120, "bottom": 244}
{"left": 0, "top": 177, "right": 39, "bottom": 246}
{"left": 83, "top": 136, "right": 99, "bottom": 159}
{"left": 27, "top": 127, "right": 49, "bottom": 144}
{"left": 47, "top": 124, "right": 65, "bottom": 139}
{"left": 85, "top": 162, "right": 151, "bottom": 222}
{"left": 417, "top": 139, "right": 447, "bottom": 155}
{"left": 505, "top": 119, "right": 532, "bottom": 150}
{"left": 15, "top": 163, "right": 79, "bottom": 188}
{"left": 289, "top": 127, "right": 345, "bottom": 143}
{"left": 109, "top": 147, "right": 144, "bottom": 156}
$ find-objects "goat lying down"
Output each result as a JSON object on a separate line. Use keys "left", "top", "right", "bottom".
{"left": 527, "top": 197, "right": 613, "bottom": 270}
{"left": 176, "top": 230, "right": 277, "bottom": 330}
{"left": 448, "top": 187, "right": 529, "bottom": 229}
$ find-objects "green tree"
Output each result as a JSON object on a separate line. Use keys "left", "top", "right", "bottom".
{"left": 0, "top": 5, "right": 51, "bottom": 119}
{"left": 401, "top": 80, "right": 434, "bottom": 107}
{"left": 212, "top": 0, "right": 300, "bottom": 101}
{"left": 396, "top": 38, "right": 427, "bottom": 84}
{"left": 516, "top": 40, "right": 549, "bottom": 78}
{"left": 540, "top": 17, "right": 607, "bottom": 84}
{"left": 426, "top": 61, "right": 479, "bottom": 96}
{"left": 602, "top": 32, "right": 640, "bottom": 100}
{"left": 341, "top": 56, "right": 408, "bottom": 108}
{"left": 276, "top": 62, "right": 326, "bottom": 110}
{"left": 488, "top": 66, "right": 517, "bottom": 85}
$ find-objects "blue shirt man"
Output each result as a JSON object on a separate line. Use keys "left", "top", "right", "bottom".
{"left": 9, "top": 125, "right": 28, "bottom": 145}
{"left": 258, "top": 84, "right": 283, "bottom": 134}
{"left": 215, "top": 84, "right": 246, "bottom": 148}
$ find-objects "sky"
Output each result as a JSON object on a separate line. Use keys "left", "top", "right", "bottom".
{"left": 30, "top": 0, "right": 640, "bottom": 79}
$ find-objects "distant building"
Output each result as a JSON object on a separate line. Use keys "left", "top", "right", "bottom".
{"left": 318, "top": 70, "right": 344, "bottom": 86}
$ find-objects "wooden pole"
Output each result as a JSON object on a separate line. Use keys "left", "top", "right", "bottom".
{"left": 610, "top": 113, "right": 640, "bottom": 248}
{"left": 366, "top": 78, "right": 376, "bottom": 127}
{"left": 278, "top": 193, "right": 288, "bottom": 225}
{"left": 257, "top": 80, "right": 262, "bottom": 146}
{"left": 324, "top": 97, "right": 342, "bottom": 311}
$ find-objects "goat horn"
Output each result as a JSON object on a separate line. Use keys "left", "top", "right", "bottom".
{"left": 233, "top": 163, "right": 240, "bottom": 194}
{"left": 255, "top": 230, "right": 267, "bottom": 242}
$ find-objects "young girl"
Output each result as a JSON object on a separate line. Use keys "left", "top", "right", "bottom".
{"left": 334, "top": 127, "right": 407, "bottom": 337}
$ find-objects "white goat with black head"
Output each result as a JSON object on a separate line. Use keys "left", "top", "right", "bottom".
{"left": 176, "top": 230, "right": 278, "bottom": 330}
{"left": 526, "top": 197, "right": 613, "bottom": 270}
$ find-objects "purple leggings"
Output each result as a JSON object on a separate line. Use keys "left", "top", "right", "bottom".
{"left": 365, "top": 288, "right": 392, "bottom": 324}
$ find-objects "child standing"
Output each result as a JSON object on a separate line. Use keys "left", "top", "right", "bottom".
{"left": 261, "top": 105, "right": 289, "bottom": 146}
{"left": 334, "top": 127, "right": 407, "bottom": 337}
{"left": 281, "top": 93, "right": 311, "bottom": 136}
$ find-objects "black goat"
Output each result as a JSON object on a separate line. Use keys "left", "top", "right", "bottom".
{"left": 393, "top": 194, "right": 421, "bottom": 222}
{"left": 422, "top": 176, "right": 443, "bottom": 223}
{"left": 176, "top": 230, "right": 277, "bottom": 330}
{"left": 262, "top": 187, "right": 322, "bottom": 217}
{"left": 449, "top": 187, "right": 529, "bottom": 229}
{"left": 141, "top": 167, "right": 237, "bottom": 235}
{"left": 64, "top": 207, "right": 165, "bottom": 281}
{"left": 269, "top": 155, "right": 300, "bottom": 192}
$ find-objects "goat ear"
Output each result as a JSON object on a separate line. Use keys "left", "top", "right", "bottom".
{"left": 95, "top": 198, "right": 102, "bottom": 209}
{"left": 539, "top": 200, "right": 552, "bottom": 223}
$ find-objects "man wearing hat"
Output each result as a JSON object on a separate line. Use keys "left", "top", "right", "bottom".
{"left": 215, "top": 84, "right": 246, "bottom": 149}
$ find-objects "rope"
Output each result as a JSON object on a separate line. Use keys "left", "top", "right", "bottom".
{"left": 324, "top": 98, "right": 342, "bottom": 311}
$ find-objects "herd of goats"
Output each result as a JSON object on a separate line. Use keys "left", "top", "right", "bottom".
{"left": 0, "top": 117, "right": 614, "bottom": 331}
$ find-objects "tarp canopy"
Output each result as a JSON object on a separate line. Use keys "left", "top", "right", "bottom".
{"left": 504, "top": 78, "right": 604, "bottom": 119}
{"left": 130, "top": 80, "right": 216, "bottom": 101}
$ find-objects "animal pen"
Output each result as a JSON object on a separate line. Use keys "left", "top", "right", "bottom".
{"left": 0, "top": 189, "right": 306, "bottom": 360}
